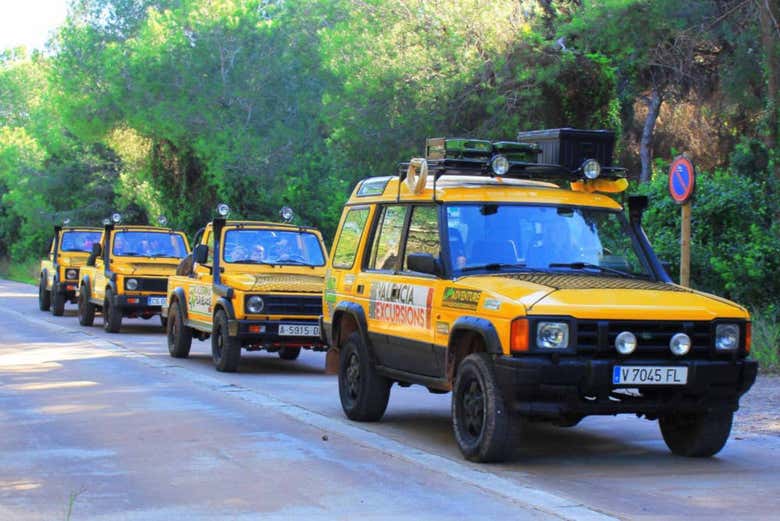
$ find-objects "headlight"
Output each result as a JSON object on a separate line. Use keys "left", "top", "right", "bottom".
{"left": 490, "top": 154, "right": 510, "bottom": 176}
{"left": 246, "top": 295, "right": 264, "bottom": 314}
{"left": 536, "top": 322, "right": 569, "bottom": 349}
{"left": 65, "top": 269, "right": 78, "bottom": 280}
{"left": 669, "top": 332, "right": 691, "bottom": 356}
{"left": 615, "top": 331, "right": 637, "bottom": 355}
{"left": 715, "top": 324, "right": 740, "bottom": 351}
{"left": 126, "top": 278, "right": 138, "bottom": 291}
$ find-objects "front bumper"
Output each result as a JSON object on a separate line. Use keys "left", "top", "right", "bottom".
{"left": 113, "top": 293, "right": 167, "bottom": 312}
{"left": 228, "top": 318, "right": 327, "bottom": 350}
{"left": 494, "top": 356, "right": 758, "bottom": 419}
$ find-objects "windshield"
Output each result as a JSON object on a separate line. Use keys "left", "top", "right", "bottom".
{"left": 445, "top": 204, "right": 652, "bottom": 278}
{"left": 223, "top": 229, "right": 325, "bottom": 266}
{"left": 60, "top": 231, "right": 101, "bottom": 252}
{"left": 112, "top": 231, "right": 188, "bottom": 258}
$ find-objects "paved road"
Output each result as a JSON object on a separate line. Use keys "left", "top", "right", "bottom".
{"left": 0, "top": 279, "right": 777, "bottom": 520}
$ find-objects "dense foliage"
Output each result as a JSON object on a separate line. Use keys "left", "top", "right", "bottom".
{"left": 1, "top": 0, "right": 779, "bottom": 310}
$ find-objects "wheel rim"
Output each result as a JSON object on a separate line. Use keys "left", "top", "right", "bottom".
{"left": 345, "top": 352, "right": 361, "bottom": 400}
{"left": 462, "top": 378, "right": 485, "bottom": 439}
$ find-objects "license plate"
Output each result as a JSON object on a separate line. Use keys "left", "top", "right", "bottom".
{"left": 148, "top": 296, "right": 167, "bottom": 307}
{"left": 278, "top": 324, "right": 320, "bottom": 337}
{"left": 613, "top": 366, "right": 688, "bottom": 385}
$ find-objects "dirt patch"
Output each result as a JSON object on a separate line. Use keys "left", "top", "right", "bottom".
{"left": 733, "top": 374, "right": 780, "bottom": 437}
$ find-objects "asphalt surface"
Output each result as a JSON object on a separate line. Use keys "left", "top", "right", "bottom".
{"left": 0, "top": 279, "right": 777, "bottom": 520}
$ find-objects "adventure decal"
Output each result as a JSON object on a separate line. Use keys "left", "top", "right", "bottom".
{"left": 442, "top": 287, "right": 481, "bottom": 310}
{"left": 369, "top": 282, "right": 432, "bottom": 329}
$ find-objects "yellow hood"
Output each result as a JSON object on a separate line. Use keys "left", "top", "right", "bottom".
{"left": 458, "top": 273, "right": 747, "bottom": 320}
{"left": 111, "top": 261, "right": 181, "bottom": 276}
{"left": 221, "top": 273, "right": 324, "bottom": 293}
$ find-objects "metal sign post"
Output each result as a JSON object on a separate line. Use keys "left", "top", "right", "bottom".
{"left": 668, "top": 155, "right": 696, "bottom": 287}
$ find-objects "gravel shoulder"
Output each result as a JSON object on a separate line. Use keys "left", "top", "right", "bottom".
{"left": 734, "top": 373, "right": 780, "bottom": 437}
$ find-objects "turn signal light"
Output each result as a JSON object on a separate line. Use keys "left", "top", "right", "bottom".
{"left": 745, "top": 322, "right": 752, "bottom": 353}
{"left": 510, "top": 318, "right": 529, "bottom": 353}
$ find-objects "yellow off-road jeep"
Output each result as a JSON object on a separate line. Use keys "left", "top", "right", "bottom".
{"left": 77, "top": 215, "right": 190, "bottom": 333}
{"left": 323, "top": 131, "right": 757, "bottom": 462}
{"left": 163, "top": 205, "right": 329, "bottom": 372}
{"left": 38, "top": 224, "right": 102, "bottom": 316}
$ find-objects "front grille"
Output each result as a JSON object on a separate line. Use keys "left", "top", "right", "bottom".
{"left": 576, "top": 320, "right": 712, "bottom": 358}
{"left": 127, "top": 277, "right": 167, "bottom": 292}
{"left": 262, "top": 295, "right": 322, "bottom": 316}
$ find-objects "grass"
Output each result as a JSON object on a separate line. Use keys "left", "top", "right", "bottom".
{"left": 0, "top": 257, "right": 38, "bottom": 285}
{"left": 751, "top": 307, "right": 780, "bottom": 373}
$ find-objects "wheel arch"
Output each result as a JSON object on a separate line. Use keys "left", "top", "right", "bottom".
{"left": 447, "top": 316, "right": 502, "bottom": 383}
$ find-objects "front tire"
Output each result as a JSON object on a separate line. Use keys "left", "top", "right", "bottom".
{"left": 38, "top": 276, "right": 51, "bottom": 311}
{"left": 278, "top": 347, "right": 301, "bottom": 360}
{"left": 103, "top": 289, "right": 122, "bottom": 333}
{"left": 452, "top": 353, "right": 516, "bottom": 462}
{"left": 212, "top": 309, "right": 241, "bottom": 372}
{"left": 51, "top": 283, "right": 65, "bottom": 316}
{"left": 659, "top": 410, "right": 734, "bottom": 457}
{"left": 77, "top": 286, "right": 95, "bottom": 326}
{"left": 167, "top": 300, "right": 192, "bottom": 358}
{"left": 338, "top": 332, "right": 390, "bottom": 422}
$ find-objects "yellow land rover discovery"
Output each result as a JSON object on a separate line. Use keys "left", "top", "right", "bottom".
{"left": 77, "top": 215, "right": 190, "bottom": 333}
{"left": 39, "top": 224, "right": 102, "bottom": 316}
{"left": 323, "top": 131, "right": 757, "bottom": 462}
{"left": 163, "top": 205, "right": 328, "bottom": 372}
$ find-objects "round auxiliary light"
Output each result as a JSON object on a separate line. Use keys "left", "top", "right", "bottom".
{"left": 217, "top": 203, "right": 231, "bottom": 217}
{"left": 279, "top": 206, "right": 294, "bottom": 223}
{"left": 63, "top": 218, "right": 71, "bottom": 226}
{"left": 490, "top": 154, "right": 510, "bottom": 176}
{"left": 111, "top": 212, "right": 122, "bottom": 224}
{"left": 103, "top": 218, "right": 111, "bottom": 226}
{"left": 246, "top": 296, "right": 264, "bottom": 314}
{"left": 615, "top": 331, "right": 637, "bottom": 355}
{"left": 65, "top": 269, "right": 78, "bottom": 280}
{"left": 157, "top": 215, "right": 168, "bottom": 226}
{"left": 669, "top": 332, "right": 691, "bottom": 356}
{"left": 126, "top": 278, "right": 138, "bottom": 291}
{"left": 582, "top": 159, "right": 601, "bottom": 180}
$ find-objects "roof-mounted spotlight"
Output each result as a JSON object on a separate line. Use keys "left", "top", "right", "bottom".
{"left": 217, "top": 203, "right": 230, "bottom": 218}
{"left": 103, "top": 218, "right": 111, "bottom": 226}
{"left": 279, "top": 206, "right": 294, "bottom": 223}
{"left": 63, "top": 218, "right": 71, "bottom": 226}
{"left": 490, "top": 154, "right": 510, "bottom": 176}
{"left": 582, "top": 159, "right": 601, "bottom": 179}
{"left": 111, "top": 212, "right": 122, "bottom": 224}
{"left": 157, "top": 215, "right": 168, "bottom": 227}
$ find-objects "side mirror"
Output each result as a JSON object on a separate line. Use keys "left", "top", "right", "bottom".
{"left": 193, "top": 244, "right": 209, "bottom": 264}
{"left": 406, "top": 252, "right": 440, "bottom": 276}
{"left": 92, "top": 243, "right": 102, "bottom": 256}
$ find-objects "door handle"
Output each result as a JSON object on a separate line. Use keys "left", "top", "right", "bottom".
{"left": 356, "top": 284, "right": 364, "bottom": 294}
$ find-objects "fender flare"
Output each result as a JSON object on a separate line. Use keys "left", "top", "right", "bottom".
{"left": 40, "top": 268, "right": 49, "bottom": 289}
{"left": 214, "top": 296, "right": 235, "bottom": 320}
{"left": 449, "top": 316, "right": 503, "bottom": 355}
{"left": 332, "top": 301, "right": 376, "bottom": 358}
{"left": 80, "top": 277, "right": 92, "bottom": 300}
{"left": 169, "top": 287, "right": 189, "bottom": 317}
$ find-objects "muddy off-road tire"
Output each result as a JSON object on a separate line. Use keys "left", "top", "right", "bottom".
{"left": 103, "top": 288, "right": 122, "bottom": 333}
{"left": 212, "top": 309, "right": 241, "bottom": 372}
{"left": 77, "top": 286, "right": 95, "bottom": 326}
{"left": 167, "top": 300, "right": 192, "bottom": 359}
{"left": 38, "top": 276, "right": 51, "bottom": 311}
{"left": 51, "top": 284, "right": 65, "bottom": 316}
{"left": 659, "top": 409, "right": 734, "bottom": 457}
{"left": 338, "top": 332, "right": 391, "bottom": 422}
{"left": 452, "top": 353, "right": 517, "bottom": 463}
{"left": 278, "top": 347, "right": 301, "bottom": 360}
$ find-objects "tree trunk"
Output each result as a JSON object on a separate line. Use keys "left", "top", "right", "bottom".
{"left": 639, "top": 88, "right": 662, "bottom": 183}
{"left": 758, "top": 0, "right": 780, "bottom": 153}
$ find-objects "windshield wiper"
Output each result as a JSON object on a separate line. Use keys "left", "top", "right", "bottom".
{"left": 278, "top": 259, "right": 314, "bottom": 266}
{"left": 460, "top": 262, "right": 531, "bottom": 273}
{"left": 548, "top": 262, "right": 638, "bottom": 279}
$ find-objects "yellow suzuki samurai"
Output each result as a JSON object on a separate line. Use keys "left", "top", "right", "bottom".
{"left": 77, "top": 214, "right": 190, "bottom": 333}
{"left": 39, "top": 224, "right": 102, "bottom": 316}
{"left": 323, "top": 129, "right": 757, "bottom": 462}
{"left": 163, "top": 205, "right": 329, "bottom": 372}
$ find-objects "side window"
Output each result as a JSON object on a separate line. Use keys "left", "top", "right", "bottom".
{"left": 332, "top": 207, "right": 369, "bottom": 269}
{"left": 205, "top": 231, "right": 214, "bottom": 264}
{"left": 368, "top": 205, "right": 407, "bottom": 271}
{"left": 403, "top": 205, "right": 440, "bottom": 271}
